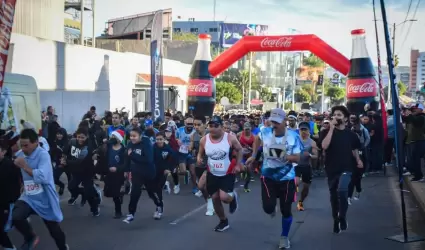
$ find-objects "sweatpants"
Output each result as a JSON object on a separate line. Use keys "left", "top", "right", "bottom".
{"left": 68, "top": 173, "right": 99, "bottom": 212}
{"left": 128, "top": 173, "right": 164, "bottom": 215}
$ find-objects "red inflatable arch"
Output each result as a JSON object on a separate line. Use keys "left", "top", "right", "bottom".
{"left": 209, "top": 35, "right": 350, "bottom": 77}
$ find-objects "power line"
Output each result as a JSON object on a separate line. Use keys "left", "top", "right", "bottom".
{"left": 398, "top": 0, "right": 421, "bottom": 54}
{"left": 398, "top": 0, "right": 413, "bottom": 37}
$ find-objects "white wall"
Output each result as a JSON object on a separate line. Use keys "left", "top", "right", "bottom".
{"left": 7, "top": 33, "right": 191, "bottom": 131}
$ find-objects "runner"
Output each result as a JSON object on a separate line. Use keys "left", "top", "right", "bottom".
{"left": 176, "top": 116, "right": 196, "bottom": 194}
{"left": 238, "top": 122, "right": 254, "bottom": 192}
{"left": 197, "top": 116, "right": 243, "bottom": 232}
{"left": 295, "top": 122, "right": 318, "bottom": 211}
{"left": 189, "top": 115, "right": 214, "bottom": 216}
{"left": 12, "top": 129, "right": 69, "bottom": 250}
{"left": 246, "top": 108, "right": 302, "bottom": 249}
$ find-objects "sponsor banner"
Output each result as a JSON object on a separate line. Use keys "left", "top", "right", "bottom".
{"left": 346, "top": 78, "right": 378, "bottom": 98}
{"left": 187, "top": 79, "right": 213, "bottom": 97}
{"left": 220, "top": 23, "right": 268, "bottom": 48}
{"left": 0, "top": 0, "right": 17, "bottom": 90}
{"left": 150, "top": 40, "right": 164, "bottom": 120}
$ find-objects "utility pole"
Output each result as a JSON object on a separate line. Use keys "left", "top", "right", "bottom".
{"left": 92, "top": 0, "right": 96, "bottom": 47}
{"left": 247, "top": 52, "right": 253, "bottom": 111}
{"left": 291, "top": 53, "right": 297, "bottom": 110}
{"left": 80, "top": 0, "right": 84, "bottom": 45}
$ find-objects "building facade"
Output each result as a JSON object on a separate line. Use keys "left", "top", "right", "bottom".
{"left": 410, "top": 49, "right": 420, "bottom": 92}
{"left": 172, "top": 20, "right": 223, "bottom": 46}
{"left": 416, "top": 52, "right": 425, "bottom": 91}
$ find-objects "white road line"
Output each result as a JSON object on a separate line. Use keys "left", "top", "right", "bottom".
{"left": 169, "top": 203, "right": 207, "bottom": 225}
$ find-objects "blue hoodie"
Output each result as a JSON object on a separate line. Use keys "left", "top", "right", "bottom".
{"left": 124, "top": 136, "right": 155, "bottom": 179}
{"left": 153, "top": 144, "right": 177, "bottom": 174}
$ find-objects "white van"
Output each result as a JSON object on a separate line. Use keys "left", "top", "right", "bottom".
{"left": 1, "top": 73, "right": 41, "bottom": 131}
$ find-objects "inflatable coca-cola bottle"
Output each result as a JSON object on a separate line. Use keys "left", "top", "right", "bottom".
{"left": 346, "top": 29, "right": 379, "bottom": 115}
{"left": 187, "top": 34, "right": 216, "bottom": 117}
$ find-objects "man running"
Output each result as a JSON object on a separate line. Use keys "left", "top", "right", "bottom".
{"left": 12, "top": 129, "right": 69, "bottom": 250}
{"left": 295, "top": 122, "right": 318, "bottom": 211}
{"left": 189, "top": 115, "right": 214, "bottom": 216}
{"left": 176, "top": 116, "right": 196, "bottom": 194}
{"left": 197, "top": 116, "right": 243, "bottom": 232}
{"left": 246, "top": 109, "right": 302, "bottom": 249}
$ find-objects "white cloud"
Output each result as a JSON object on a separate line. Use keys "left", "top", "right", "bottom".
{"left": 85, "top": 0, "right": 425, "bottom": 66}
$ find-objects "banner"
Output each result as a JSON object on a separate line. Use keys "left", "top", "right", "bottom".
{"left": 150, "top": 10, "right": 164, "bottom": 121}
{"left": 0, "top": 0, "right": 17, "bottom": 91}
{"left": 150, "top": 40, "right": 164, "bottom": 120}
{"left": 220, "top": 23, "right": 268, "bottom": 48}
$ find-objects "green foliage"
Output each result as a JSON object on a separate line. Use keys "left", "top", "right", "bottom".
{"left": 172, "top": 32, "right": 198, "bottom": 42}
{"left": 383, "top": 81, "right": 407, "bottom": 96}
{"left": 300, "top": 84, "right": 315, "bottom": 102}
{"left": 326, "top": 86, "right": 346, "bottom": 104}
{"left": 284, "top": 102, "right": 292, "bottom": 110}
{"left": 259, "top": 87, "right": 273, "bottom": 102}
{"left": 295, "top": 89, "right": 311, "bottom": 103}
{"left": 216, "top": 81, "right": 242, "bottom": 104}
{"left": 302, "top": 53, "right": 325, "bottom": 68}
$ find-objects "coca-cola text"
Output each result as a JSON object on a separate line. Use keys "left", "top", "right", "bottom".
{"left": 188, "top": 79, "right": 213, "bottom": 97}
{"left": 346, "top": 78, "right": 377, "bottom": 98}
{"left": 260, "top": 37, "right": 292, "bottom": 48}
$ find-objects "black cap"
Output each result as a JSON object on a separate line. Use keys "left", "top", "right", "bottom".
{"left": 298, "top": 121, "right": 310, "bottom": 129}
{"left": 208, "top": 115, "right": 223, "bottom": 125}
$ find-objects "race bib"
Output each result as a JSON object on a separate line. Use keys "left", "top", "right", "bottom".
{"left": 209, "top": 160, "right": 226, "bottom": 172}
{"left": 24, "top": 180, "right": 44, "bottom": 196}
{"left": 179, "top": 145, "right": 189, "bottom": 154}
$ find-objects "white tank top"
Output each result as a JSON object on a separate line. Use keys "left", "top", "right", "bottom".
{"left": 205, "top": 132, "right": 232, "bottom": 177}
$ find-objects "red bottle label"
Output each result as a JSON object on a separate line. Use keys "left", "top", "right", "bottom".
{"left": 346, "top": 78, "right": 377, "bottom": 98}
{"left": 187, "top": 79, "right": 213, "bottom": 97}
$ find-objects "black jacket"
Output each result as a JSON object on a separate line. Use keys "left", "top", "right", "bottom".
{"left": 124, "top": 136, "right": 155, "bottom": 179}
{"left": 66, "top": 138, "right": 95, "bottom": 175}
{"left": 0, "top": 157, "right": 21, "bottom": 208}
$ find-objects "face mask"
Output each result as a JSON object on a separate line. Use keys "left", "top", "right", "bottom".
{"left": 109, "top": 138, "right": 118, "bottom": 145}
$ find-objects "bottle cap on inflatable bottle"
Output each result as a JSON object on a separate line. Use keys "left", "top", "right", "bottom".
{"left": 194, "top": 34, "right": 212, "bottom": 61}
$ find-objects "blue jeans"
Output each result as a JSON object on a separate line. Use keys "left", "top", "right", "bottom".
{"left": 328, "top": 172, "right": 352, "bottom": 220}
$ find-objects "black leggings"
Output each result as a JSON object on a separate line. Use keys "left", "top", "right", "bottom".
{"left": 128, "top": 173, "right": 164, "bottom": 215}
{"left": 0, "top": 204, "right": 14, "bottom": 248}
{"left": 12, "top": 200, "right": 67, "bottom": 250}
{"left": 261, "top": 177, "right": 295, "bottom": 218}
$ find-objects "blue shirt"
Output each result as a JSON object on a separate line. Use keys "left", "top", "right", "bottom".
{"left": 17, "top": 147, "right": 63, "bottom": 222}
{"left": 176, "top": 126, "right": 194, "bottom": 154}
{"left": 259, "top": 127, "right": 302, "bottom": 181}
{"left": 251, "top": 127, "right": 261, "bottom": 136}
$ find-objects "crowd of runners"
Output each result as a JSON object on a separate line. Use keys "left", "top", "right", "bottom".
{"left": 2, "top": 101, "right": 421, "bottom": 249}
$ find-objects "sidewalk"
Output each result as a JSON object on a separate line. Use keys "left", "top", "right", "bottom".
{"left": 405, "top": 164, "right": 425, "bottom": 215}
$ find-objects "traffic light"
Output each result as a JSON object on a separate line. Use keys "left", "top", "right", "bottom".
{"left": 317, "top": 75, "right": 324, "bottom": 85}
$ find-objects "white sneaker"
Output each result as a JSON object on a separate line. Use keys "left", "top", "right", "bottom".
{"left": 205, "top": 198, "right": 215, "bottom": 216}
{"left": 164, "top": 181, "right": 171, "bottom": 194}
{"left": 195, "top": 190, "right": 203, "bottom": 197}
{"left": 403, "top": 171, "right": 411, "bottom": 176}
{"left": 153, "top": 207, "right": 163, "bottom": 220}
{"left": 173, "top": 184, "right": 180, "bottom": 194}
{"left": 94, "top": 184, "right": 103, "bottom": 204}
{"left": 123, "top": 214, "right": 134, "bottom": 224}
{"left": 348, "top": 198, "right": 352, "bottom": 206}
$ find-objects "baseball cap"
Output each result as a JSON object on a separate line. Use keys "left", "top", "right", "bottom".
{"left": 298, "top": 121, "right": 310, "bottom": 130}
{"left": 269, "top": 108, "right": 286, "bottom": 124}
{"left": 208, "top": 115, "right": 223, "bottom": 125}
{"left": 243, "top": 122, "right": 251, "bottom": 129}
{"left": 145, "top": 119, "right": 153, "bottom": 126}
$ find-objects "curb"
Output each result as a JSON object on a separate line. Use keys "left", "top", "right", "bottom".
{"left": 404, "top": 176, "right": 425, "bottom": 216}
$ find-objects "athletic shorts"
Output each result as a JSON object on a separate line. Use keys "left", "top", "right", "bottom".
{"left": 195, "top": 167, "right": 207, "bottom": 179}
{"left": 295, "top": 165, "right": 312, "bottom": 184}
{"left": 261, "top": 177, "right": 296, "bottom": 204}
{"left": 206, "top": 172, "right": 235, "bottom": 196}
{"left": 178, "top": 153, "right": 194, "bottom": 165}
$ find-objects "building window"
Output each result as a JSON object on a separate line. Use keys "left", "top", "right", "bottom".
{"left": 209, "top": 28, "right": 218, "bottom": 32}
{"left": 173, "top": 28, "right": 181, "bottom": 33}
{"left": 190, "top": 28, "right": 199, "bottom": 33}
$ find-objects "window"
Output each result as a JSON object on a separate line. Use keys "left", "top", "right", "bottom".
{"left": 190, "top": 28, "right": 198, "bottom": 33}
{"left": 209, "top": 28, "right": 218, "bottom": 32}
{"left": 173, "top": 28, "right": 181, "bottom": 33}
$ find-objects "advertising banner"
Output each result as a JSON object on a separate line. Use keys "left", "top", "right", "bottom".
{"left": 0, "top": 0, "right": 17, "bottom": 91}
{"left": 150, "top": 40, "right": 164, "bottom": 120}
{"left": 220, "top": 23, "right": 268, "bottom": 48}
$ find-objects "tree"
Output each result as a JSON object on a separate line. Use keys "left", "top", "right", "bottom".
{"left": 295, "top": 89, "right": 311, "bottom": 103}
{"left": 326, "top": 86, "right": 345, "bottom": 104}
{"left": 300, "top": 84, "right": 316, "bottom": 102}
{"left": 216, "top": 81, "right": 242, "bottom": 104}
{"left": 383, "top": 81, "right": 407, "bottom": 97}
{"left": 259, "top": 87, "right": 273, "bottom": 102}
{"left": 172, "top": 32, "right": 198, "bottom": 42}
{"left": 302, "top": 53, "right": 325, "bottom": 68}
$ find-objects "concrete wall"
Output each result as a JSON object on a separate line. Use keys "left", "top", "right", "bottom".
{"left": 7, "top": 33, "right": 190, "bottom": 131}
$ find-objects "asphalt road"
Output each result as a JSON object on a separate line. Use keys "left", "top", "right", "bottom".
{"left": 8, "top": 173, "right": 425, "bottom": 250}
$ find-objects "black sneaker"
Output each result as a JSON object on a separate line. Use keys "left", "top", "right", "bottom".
{"left": 229, "top": 192, "right": 238, "bottom": 214}
{"left": 339, "top": 217, "right": 348, "bottom": 231}
{"left": 114, "top": 212, "right": 122, "bottom": 219}
{"left": 333, "top": 219, "right": 340, "bottom": 234}
{"left": 214, "top": 219, "right": 230, "bottom": 232}
{"left": 80, "top": 197, "right": 87, "bottom": 207}
{"left": 92, "top": 208, "right": 100, "bottom": 217}
{"left": 67, "top": 197, "right": 77, "bottom": 206}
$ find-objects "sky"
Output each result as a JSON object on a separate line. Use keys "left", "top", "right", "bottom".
{"left": 82, "top": 0, "right": 425, "bottom": 67}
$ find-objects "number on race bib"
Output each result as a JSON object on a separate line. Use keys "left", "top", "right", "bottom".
{"left": 179, "top": 145, "right": 189, "bottom": 154}
{"left": 24, "top": 180, "right": 44, "bottom": 196}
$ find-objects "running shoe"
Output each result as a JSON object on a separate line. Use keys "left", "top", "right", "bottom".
{"left": 123, "top": 214, "right": 134, "bottom": 224}
{"left": 94, "top": 184, "right": 103, "bottom": 204}
{"left": 192, "top": 187, "right": 199, "bottom": 195}
{"left": 67, "top": 197, "right": 77, "bottom": 206}
{"left": 153, "top": 207, "right": 163, "bottom": 220}
{"left": 279, "top": 236, "right": 290, "bottom": 249}
{"left": 353, "top": 192, "right": 360, "bottom": 200}
{"left": 195, "top": 190, "right": 203, "bottom": 197}
{"left": 206, "top": 198, "right": 215, "bottom": 216}
{"left": 229, "top": 192, "right": 239, "bottom": 214}
{"left": 92, "top": 207, "right": 100, "bottom": 217}
{"left": 347, "top": 198, "right": 352, "bottom": 206}
{"left": 214, "top": 219, "right": 229, "bottom": 232}
{"left": 339, "top": 217, "right": 348, "bottom": 231}
{"left": 164, "top": 181, "right": 171, "bottom": 194}
{"left": 297, "top": 201, "right": 304, "bottom": 211}
{"left": 173, "top": 184, "right": 180, "bottom": 194}
{"left": 333, "top": 219, "right": 341, "bottom": 234}
{"left": 19, "top": 236, "right": 39, "bottom": 250}
{"left": 114, "top": 212, "right": 123, "bottom": 219}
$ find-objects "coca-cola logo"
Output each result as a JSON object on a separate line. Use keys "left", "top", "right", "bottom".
{"left": 188, "top": 79, "right": 212, "bottom": 97}
{"left": 346, "top": 78, "right": 377, "bottom": 98}
{"left": 260, "top": 37, "right": 292, "bottom": 48}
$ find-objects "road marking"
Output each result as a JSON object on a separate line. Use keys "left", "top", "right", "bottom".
{"left": 169, "top": 203, "right": 207, "bottom": 225}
